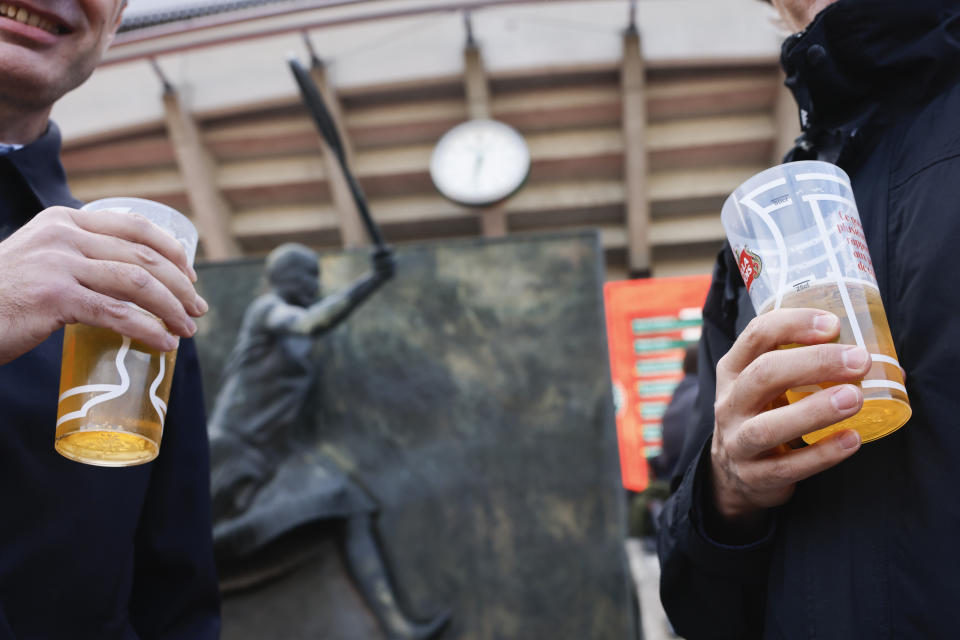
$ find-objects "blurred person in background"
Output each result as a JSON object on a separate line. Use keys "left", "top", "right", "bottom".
{"left": 658, "top": 0, "right": 960, "bottom": 637}
{"left": 656, "top": 343, "right": 699, "bottom": 490}
{"left": 0, "top": 0, "right": 219, "bottom": 637}
{"left": 631, "top": 344, "right": 699, "bottom": 542}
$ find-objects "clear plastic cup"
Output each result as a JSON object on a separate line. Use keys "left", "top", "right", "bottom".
{"left": 721, "top": 161, "right": 910, "bottom": 444}
{"left": 55, "top": 198, "right": 198, "bottom": 466}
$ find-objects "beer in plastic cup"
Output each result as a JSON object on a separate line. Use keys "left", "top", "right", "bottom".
{"left": 720, "top": 161, "right": 910, "bottom": 444}
{"left": 54, "top": 198, "right": 198, "bottom": 466}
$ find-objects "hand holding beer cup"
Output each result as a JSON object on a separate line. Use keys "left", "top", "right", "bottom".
{"left": 710, "top": 308, "right": 871, "bottom": 525}
{"left": 49, "top": 198, "right": 203, "bottom": 467}
{"left": 711, "top": 160, "right": 911, "bottom": 525}
{"left": 0, "top": 203, "right": 203, "bottom": 365}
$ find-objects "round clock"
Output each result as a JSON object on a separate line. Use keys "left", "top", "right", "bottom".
{"left": 429, "top": 119, "right": 531, "bottom": 207}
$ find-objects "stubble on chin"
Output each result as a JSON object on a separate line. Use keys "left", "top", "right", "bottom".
{"left": 0, "top": 39, "right": 104, "bottom": 114}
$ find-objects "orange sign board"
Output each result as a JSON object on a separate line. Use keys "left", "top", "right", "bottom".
{"left": 604, "top": 275, "right": 712, "bottom": 492}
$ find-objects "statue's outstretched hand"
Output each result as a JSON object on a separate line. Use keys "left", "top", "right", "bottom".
{"left": 372, "top": 246, "right": 396, "bottom": 279}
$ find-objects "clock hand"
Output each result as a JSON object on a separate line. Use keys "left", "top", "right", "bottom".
{"left": 472, "top": 152, "right": 484, "bottom": 183}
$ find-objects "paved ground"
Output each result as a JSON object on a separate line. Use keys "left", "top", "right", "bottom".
{"left": 624, "top": 538, "right": 680, "bottom": 640}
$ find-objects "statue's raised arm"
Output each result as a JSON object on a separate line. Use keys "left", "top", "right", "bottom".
{"left": 264, "top": 244, "right": 395, "bottom": 337}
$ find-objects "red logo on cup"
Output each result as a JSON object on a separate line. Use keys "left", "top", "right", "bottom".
{"left": 737, "top": 247, "right": 762, "bottom": 291}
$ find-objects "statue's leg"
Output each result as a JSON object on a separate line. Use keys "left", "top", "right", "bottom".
{"left": 210, "top": 435, "right": 272, "bottom": 521}
{"left": 340, "top": 514, "right": 451, "bottom": 640}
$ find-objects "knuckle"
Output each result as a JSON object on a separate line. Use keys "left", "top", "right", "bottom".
{"left": 38, "top": 206, "right": 70, "bottom": 221}
{"left": 713, "top": 398, "right": 727, "bottom": 422}
{"left": 126, "top": 264, "right": 153, "bottom": 290}
{"left": 717, "top": 351, "right": 734, "bottom": 374}
{"left": 33, "top": 221, "right": 73, "bottom": 244}
{"left": 734, "top": 422, "right": 755, "bottom": 453}
{"left": 743, "top": 352, "right": 777, "bottom": 389}
{"left": 30, "top": 246, "right": 60, "bottom": 268}
{"left": 79, "top": 291, "right": 126, "bottom": 321}
{"left": 101, "top": 299, "right": 130, "bottom": 321}
{"left": 31, "top": 279, "right": 63, "bottom": 309}
{"left": 31, "top": 208, "right": 55, "bottom": 226}
{"left": 739, "top": 315, "right": 765, "bottom": 350}
{"left": 710, "top": 431, "right": 723, "bottom": 456}
{"left": 736, "top": 463, "right": 759, "bottom": 488}
{"left": 133, "top": 243, "right": 161, "bottom": 267}
{"left": 714, "top": 391, "right": 734, "bottom": 423}
{"left": 129, "top": 213, "right": 154, "bottom": 234}
{"left": 767, "top": 458, "right": 796, "bottom": 487}
{"left": 738, "top": 415, "right": 775, "bottom": 452}
{"left": 77, "top": 292, "right": 104, "bottom": 318}
{"left": 58, "top": 205, "right": 81, "bottom": 219}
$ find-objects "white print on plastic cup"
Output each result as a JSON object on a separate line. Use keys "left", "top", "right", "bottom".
{"left": 55, "top": 198, "right": 198, "bottom": 467}
{"left": 721, "top": 161, "right": 910, "bottom": 444}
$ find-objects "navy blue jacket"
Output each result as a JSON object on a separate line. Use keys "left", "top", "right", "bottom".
{"left": 658, "top": 1, "right": 960, "bottom": 637}
{"left": 0, "top": 124, "right": 220, "bottom": 638}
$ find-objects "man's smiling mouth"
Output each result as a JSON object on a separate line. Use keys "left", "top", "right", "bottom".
{"left": 0, "top": 2, "right": 69, "bottom": 35}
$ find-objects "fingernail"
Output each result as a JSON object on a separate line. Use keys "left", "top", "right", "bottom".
{"left": 185, "top": 317, "right": 197, "bottom": 336}
{"left": 813, "top": 313, "right": 838, "bottom": 332}
{"left": 195, "top": 295, "right": 209, "bottom": 314}
{"left": 189, "top": 266, "right": 198, "bottom": 283}
{"left": 842, "top": 346, "right": 870, "bottom": 370}
{"left": 164, "top": 335, "right": 179, "bottom": 352}
{"left": 837, "top": 429, "right": 861, "bottom": 450}
{"left": 830, "top": 384, "right": 860, "bottom": 411}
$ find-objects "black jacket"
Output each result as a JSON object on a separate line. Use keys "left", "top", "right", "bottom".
{"left": 658, "top": 1, "right": 960, "bottom": 637}
{"left": 0, "top": 124, "right": 220, "bottom": 638}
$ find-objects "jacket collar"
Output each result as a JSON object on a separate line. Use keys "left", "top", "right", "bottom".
{"left": 782, "top": 0, "right": 960, "bottom": 164}
{"left": 5, "top": 121, "right": 81, "bottom": 210}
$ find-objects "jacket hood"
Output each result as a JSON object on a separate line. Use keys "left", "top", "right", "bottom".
{"left": 782, "top": 0, "right": 960, "bottom": 162}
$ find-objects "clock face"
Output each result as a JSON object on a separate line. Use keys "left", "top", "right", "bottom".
{"left": 429, "top": 119, "right": 531, "bottom": 207}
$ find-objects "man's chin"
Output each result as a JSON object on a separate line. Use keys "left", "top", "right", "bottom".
{"left": 0, "top": 48, "right": 89, "bottom": 111}
{"left": 0, "top": 74, "right": 62, "bottom": 112}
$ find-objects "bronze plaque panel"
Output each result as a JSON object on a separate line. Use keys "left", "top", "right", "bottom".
{"left": 194, "top": 231, "right": 635, "bottom": 640}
